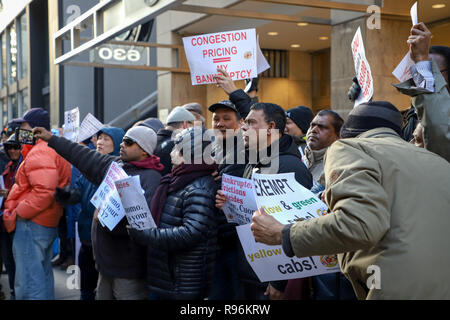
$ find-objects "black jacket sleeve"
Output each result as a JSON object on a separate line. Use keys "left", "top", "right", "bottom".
{"left": 48, "top": 135, "right": 116, "bottom": 185}
{"left": 229, "top": 89, "right": 252, "bottom": 119}
{"left": 129, "top": 184, "right": 217, "bottom": 251}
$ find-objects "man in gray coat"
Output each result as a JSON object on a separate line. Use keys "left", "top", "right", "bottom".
{"left": 251, "top": 101, "right": 450, "bottom": 299}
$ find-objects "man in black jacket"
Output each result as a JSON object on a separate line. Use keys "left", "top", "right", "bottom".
{"left": 216, "top": 102, "right": 313, "bottom": 300}
{"left": 33, "top": 125, "right": 163, "bottom": 300}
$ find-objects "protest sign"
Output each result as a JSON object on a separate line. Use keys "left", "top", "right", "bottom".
{"left": 392, "top": 2, "right": 419, "bottom": 82}
{"left": 90, "top": 162, "right": 128, "bottom": 231}
{"left": 115, "top": 175, "right": 156, "bottom": 230}
{"left": 78, "top": 113, "right": 105, "bottom": 143}
{"left": 183, "top": 29, "right": 269, "bottom": 85}
{"left": 221, "top": 174, "right": 257, "bottom": 225}
{"left": 63, "top": 107, "right": 80, "bottom": 142}
{"left": 236, "top": 172, "right": 339, "bottom": 282}
{"left": 351, "top": 27, "right": 374, "bottom": 108}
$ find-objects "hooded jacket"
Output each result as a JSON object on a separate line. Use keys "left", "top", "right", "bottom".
{"left": 4, "top": 139, "right": 72, "bottom": 228}
{"left": 48, "top": 133, "right": 162, "bottom": 279}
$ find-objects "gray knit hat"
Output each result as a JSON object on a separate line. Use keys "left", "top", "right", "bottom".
{"left": 124, "top": 126, "right": 157, "bottom": 155}
{"left": 166, "top": 106, "right": 196, "bottom": 125}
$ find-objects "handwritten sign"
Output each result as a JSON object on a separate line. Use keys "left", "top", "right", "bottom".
{"left": 90, "top": 162, "right": 128, "bottom": 231}
{"left": 351, "top": 27, "right": 374, "bottom": 107}
{"left": 221, "top": 174, "right": 257, "bottom": 225}
{"left": 236, "top": 172, "right": 340, "bottom": 282}
{"left": 183, "top": 29, "right": 259, "bottom": 85}
{"left": 63, "top": 107, "right": 80, "bottom": 142}
{"left": 115, "top": 175, "right": 156, "bottom": 230}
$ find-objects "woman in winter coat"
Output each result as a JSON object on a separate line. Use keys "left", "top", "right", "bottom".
{"left": 129, "top": 127, "right": 219, "bottom": 300}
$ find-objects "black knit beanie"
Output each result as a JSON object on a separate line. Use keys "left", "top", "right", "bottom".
{"left": 285, "top": 106, "right": 314, "bottom": 134}
{"left": 340, "top": 101, "right": 403, "bottom": 138}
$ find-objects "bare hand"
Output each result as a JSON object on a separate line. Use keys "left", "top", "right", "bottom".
{"left": 32, "top": 127, "right": 53, "bottom": 142}
{"left": 94, "top": 207, "right": 100, "bottom": 222}
{"left": 215, "top": 68, "right": 238, "bottom": 95}
{"left": 215, "top": 190, "right": 227, "bottom": 210}
{"left": 211, "top": 171, "right": 222, "bottom": 182}
{"left": 264, "top": 283, "right": 285, "bottom": 300}
{"left": 408, "top": 22, "right": 431, "bottom": 63}
{"left": 251, "top": 208, "right": 284, "bottom": 245}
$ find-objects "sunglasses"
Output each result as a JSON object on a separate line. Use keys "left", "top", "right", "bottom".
{"left": 122, "top": 138, "right": 136, "bottom": 147}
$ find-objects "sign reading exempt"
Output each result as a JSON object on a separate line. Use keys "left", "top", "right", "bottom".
{"left": 183, "top": 29, "right": 257, "bottom": 85}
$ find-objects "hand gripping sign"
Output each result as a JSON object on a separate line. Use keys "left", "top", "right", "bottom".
{"left": 90, "top": 162, "right": 128, "bottom": 231}
{"left": 183, "top": 29, "right": 269, "bottom": 85}
{"left": 221, "top": 174, "right": 258, "bottom": 225}
{"left": 236, "top": 172, "right": 340, "bottom": 282}
{"left": 115, "top": 175, "right": 156, "bottom": 230}
{"left": 351, "top": 27, "right": 374, "bottom": 108}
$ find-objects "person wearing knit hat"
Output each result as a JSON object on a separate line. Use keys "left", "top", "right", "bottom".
{"left": 340, "top": 101, "right": 403, "bottom": 139}
{"left": 285, "top": 106, "right": 314, "bottom": 157}
{"left": 251, "top": 99, "right": 450, "bottom": 300}
{"left": 33, "top": 123, "right": 164, "bottom": 300}
{"left": 166, "top": 106, "right": 196, "bottom": 125}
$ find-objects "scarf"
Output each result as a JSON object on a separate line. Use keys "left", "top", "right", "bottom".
{"left": 150, "top": 162, "right": 217, "bottom": 227}
{"left": 129, "top": 155, "right": 164, "bottom": 172}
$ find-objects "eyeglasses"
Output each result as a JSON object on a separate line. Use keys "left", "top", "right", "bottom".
{"left": 122, "top": 138, "right": 136, "bottom": 147}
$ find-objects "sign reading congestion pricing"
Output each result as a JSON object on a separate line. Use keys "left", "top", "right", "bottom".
{"left": 183, "top": 29, "right": 258, "bottom": 85}
{"left": 236, "top": 172, "right": 340, "bottom": 282}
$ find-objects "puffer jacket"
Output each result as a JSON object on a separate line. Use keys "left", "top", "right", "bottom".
{"left": 130, "top": 175, "right": 219, "bottom": 299}
{"left": 4, "top": 139, "right": 72, "bottom": 227}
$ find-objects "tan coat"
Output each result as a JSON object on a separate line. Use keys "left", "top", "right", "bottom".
{"left": 288, "top": 127, "right": 450, "bottom": 299}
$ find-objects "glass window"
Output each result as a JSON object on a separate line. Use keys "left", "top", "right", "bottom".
{"left": 19, "top": 88, "right": 28, "bottom": 115}
{"left": 9, "top": 24, "right": 17, "bottom": 84}
{"left": 9, "top": 94, "right": 17, "bottom": 119}
{"left": 20, "top": 14, "right": 27, "bottom": 79}
{"left": 3, "top": 98, "right": 8, "bottom": 126}
{"left": 1, "top": 33, "right": 6, "bottom": 88}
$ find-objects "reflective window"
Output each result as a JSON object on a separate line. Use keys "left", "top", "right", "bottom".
{"left": 19, "top": 88, "right": 28, "bottom": 115}
{"left": 20, "top": 14, "right": 27, "bottom": 79}
{"left": 1, "top": 33, "right": 6, "bottom": 88}
{"left": 9, "top": 94, "right": 17, "bottom": 119}
{"left": 9, "top": 24, "right": 17, "bottom": 84}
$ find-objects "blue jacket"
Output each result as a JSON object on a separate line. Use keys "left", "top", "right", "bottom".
{"left": 76, "top": 127, "right": 124, "bottom": 243}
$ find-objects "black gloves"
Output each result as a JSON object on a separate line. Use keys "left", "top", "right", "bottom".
{"left": 348, "top": 77, "right": 362, "bottom": 102}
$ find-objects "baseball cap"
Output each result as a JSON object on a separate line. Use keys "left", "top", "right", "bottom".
{"left": 208, "top": 100, "right": 238, "bottom": 113}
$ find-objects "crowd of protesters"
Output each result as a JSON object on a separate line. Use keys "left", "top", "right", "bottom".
{"left": 0, "top": 22, "right": 448, "bottom": 301}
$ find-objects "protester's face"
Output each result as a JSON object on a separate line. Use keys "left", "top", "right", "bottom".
{"left": 96, "top": 133, "right": 114, "bottom": 155}
{"left": 6, "top": 145, "right": 21, "bottom": 161}
{"left": 242, "top": 109, "right": 274, "bottom": 150}
{"left": 284, "top": 117, "right": 304, "bottom": 137}
{"left": 120, "top": 138, "right": 147, "bottom": 162}
{"left": 212, "top": 108, "right": 241, "bottom": 140}
{"left": 306, "top": 115, "right": 339, "bottom": 150}
{"left": 410, "top": 122, "right": 424, "bottom": 148}
{"left": 430, "top": 53, "right": 449, "bottom": 89}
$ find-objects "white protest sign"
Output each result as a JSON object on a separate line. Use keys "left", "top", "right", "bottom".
{"left": 115, "top": 175, "right": 156, "bottom": 230}
{"left": 63, "top": 107, "right": 80, "bottom": 142}
{"left": 90, "top": 162, "right": 128, "bottom": 231}
{"left": 392, "top": 2, "right": 418, "bottom": 83}
{"left": 351, "top": 27, "right": 374, "bottom": 107}
{"left": 236, "top": 172, "right": 339, "bottom": 282}
{"left": 256, "top": 36, "right": 270, "bottom": 75}
{"left": 183, "top": 29, "right": 260, "bottom": 85}
{"left": 221, "top": 174, "right": 257, "bottom": 225}
{"left": 78, "top": 113, "right": 105, "bottom": 143}
{"left": 410, "top": 2, "right": 418, "bottom": 26}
